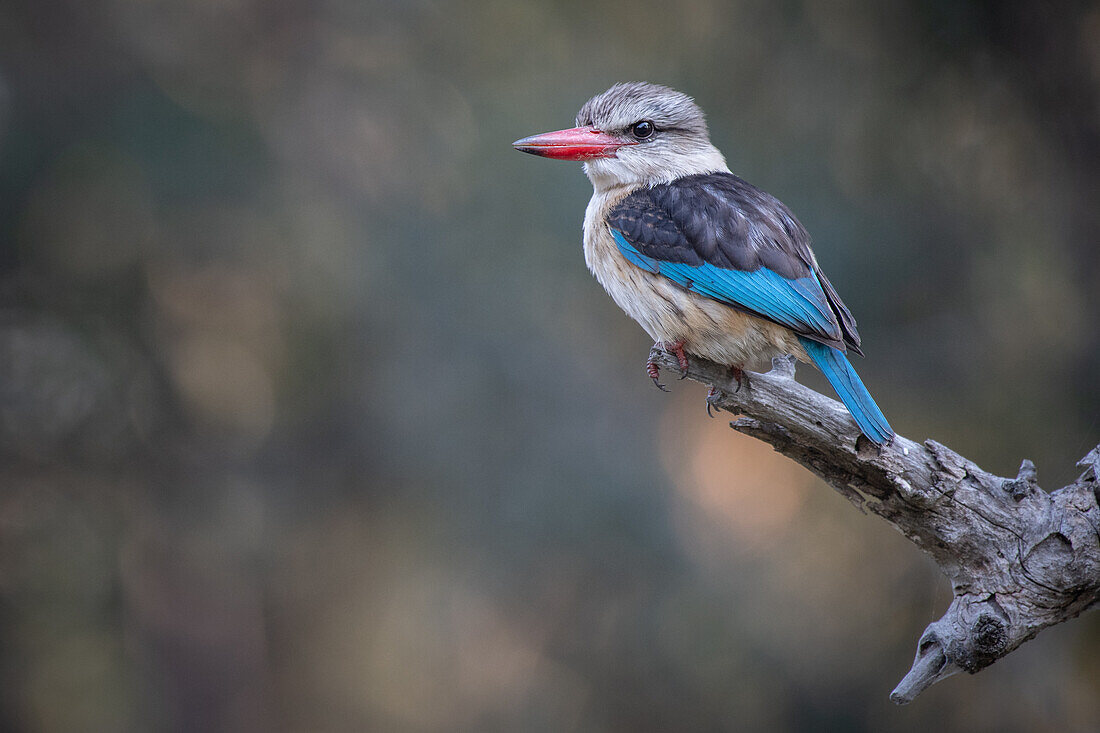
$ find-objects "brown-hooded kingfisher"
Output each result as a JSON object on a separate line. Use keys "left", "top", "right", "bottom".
{"left": 513, "top": 82, "right": 893, "bottom": 445}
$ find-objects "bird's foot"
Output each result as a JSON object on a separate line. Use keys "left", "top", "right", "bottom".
{"left": 730, "top": 365, "right": 746, "bottom": 393}
{"left": 646, "top": 340, "right": 689, "bottom": 391}
{"left": 646, "top": 358, "right": 669, "bottom": 392}
{"left": 663, "top": 340, "right": 689, "bottom": 379}
{"left": 706, "top": 386, "right": 720, "bottom": 417}
{"left": 704, "top": 365, "right": 746, "bottom": 417}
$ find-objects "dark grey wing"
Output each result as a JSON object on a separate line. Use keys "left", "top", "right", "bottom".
{"left": 607, "top": 172, "right": 862, "bottom": 352}
{"left": 816, "top": 270, "right": 862, "bottom": 355}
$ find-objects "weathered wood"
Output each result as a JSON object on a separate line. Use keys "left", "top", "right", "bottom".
{"left": 648, "top": 347, "right": 1100, "bottom": 704}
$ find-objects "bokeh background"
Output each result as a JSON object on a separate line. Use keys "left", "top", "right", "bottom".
{"left": 1, "top": 0, "right": 1099, "bottom": 731}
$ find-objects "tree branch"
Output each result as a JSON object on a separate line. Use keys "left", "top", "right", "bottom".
{"left": 648, "top": 347, "right": 1100, "bottom": 704}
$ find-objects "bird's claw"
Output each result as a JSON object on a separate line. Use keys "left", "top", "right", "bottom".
{"left": 662, "top": 339, "right": 690, "bottom": 379}
{"left": 731, "top": 366, "right": 746, "bottom": 393}
{"left": 646, "top": 359, "right": 669, "bottom": 392}
{"left": 706, "top": 386, "right": 720, "bottom": 417}
{"left": 647, "top": 340, "right": 688, "bottom": 391}
{"left": 704, "top": 366, "right": 747, "bottom": 416}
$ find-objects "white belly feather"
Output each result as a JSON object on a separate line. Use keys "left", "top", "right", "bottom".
{"left": 582, "top": 188, "right": 808, "bottom": 371}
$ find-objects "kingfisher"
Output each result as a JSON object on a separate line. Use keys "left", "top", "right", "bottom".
{"left": 512, "top": 82, "right": 892, "bottom": 445}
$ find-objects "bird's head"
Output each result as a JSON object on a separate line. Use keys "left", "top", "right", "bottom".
{"left": 513, "top": 82, "right": 728, "bottom": 191}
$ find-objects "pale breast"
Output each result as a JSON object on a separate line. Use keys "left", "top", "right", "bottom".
{"left": 582, "top": 188, "right": 807, "bottom": 370}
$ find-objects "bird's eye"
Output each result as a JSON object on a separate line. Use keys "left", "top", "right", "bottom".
{"left": 631, "top": 121, "right": 655, "bottom": 139}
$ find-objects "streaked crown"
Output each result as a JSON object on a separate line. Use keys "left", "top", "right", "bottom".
{"left": 576, "top": 82, "right": 727, "bottom": 190}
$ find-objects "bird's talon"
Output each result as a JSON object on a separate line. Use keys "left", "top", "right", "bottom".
{"left": 705, "top": 386, "right": 721, "bottom": 417}
{"left": 731, "top": 366, "right": 746, "bottom": 393}
{"left": 662, "top": 339, "right": 690, "bottom": 377}
{"left": 646, "top": 359, "right": 669, "bottom": 391}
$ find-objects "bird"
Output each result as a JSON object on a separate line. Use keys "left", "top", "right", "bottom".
{"left": 512, "top": 82, "right": 893, "bottom": 445}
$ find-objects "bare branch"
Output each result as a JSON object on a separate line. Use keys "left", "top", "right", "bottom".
{"left": 649, "top": 347, "right": 1100, "bottom": 704}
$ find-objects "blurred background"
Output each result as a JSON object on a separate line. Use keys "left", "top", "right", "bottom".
{"left": 1, "top": 0, "right": 1099, "bottom": 731}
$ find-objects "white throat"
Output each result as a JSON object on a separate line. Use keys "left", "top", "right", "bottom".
{"left": 584, "top": 143, "right": 730, "bottom": 193}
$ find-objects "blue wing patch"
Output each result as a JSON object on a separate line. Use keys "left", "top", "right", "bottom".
{"left": 610, "top": 228, "right": 842, "bottom": 342}
{"left": 615, "top": 234, "right": 662, "bottom": 274}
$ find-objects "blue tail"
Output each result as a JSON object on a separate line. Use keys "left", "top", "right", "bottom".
{"left": 798, "top": 337, "right": 893, "bottom": 445}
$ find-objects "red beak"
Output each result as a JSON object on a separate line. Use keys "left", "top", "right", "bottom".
{"left": 512, "top": 126, "right": 633, "bottom": 161}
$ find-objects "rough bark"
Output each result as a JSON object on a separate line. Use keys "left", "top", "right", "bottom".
{"left": 648, "top": 347, "right": 1100, "bottom": 704}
